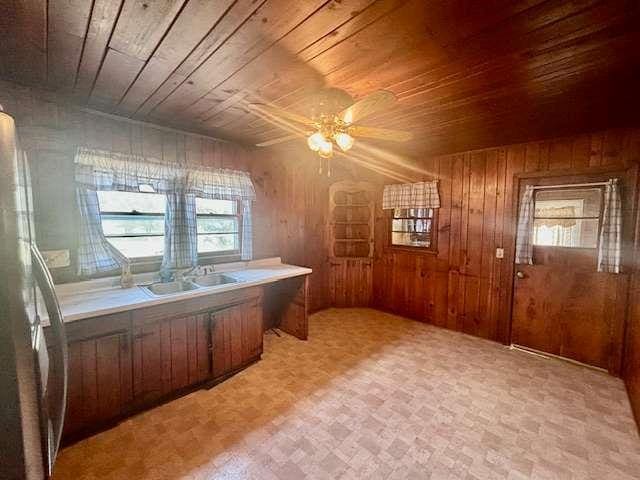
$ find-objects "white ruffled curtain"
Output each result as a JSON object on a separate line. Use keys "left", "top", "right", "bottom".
{"left": 75, "top": 147, "right": 256, "bottom": 276}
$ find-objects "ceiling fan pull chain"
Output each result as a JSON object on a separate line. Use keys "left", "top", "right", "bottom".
{"left": 318, "top": 156, "right": 323, "bottom": 175}
{"left": 327, "top": 157, "right": 332, "bottom": 177}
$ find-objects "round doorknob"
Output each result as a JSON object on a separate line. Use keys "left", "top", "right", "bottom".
{"left": 516, "top": 271, "right": 525, "bottom": 279}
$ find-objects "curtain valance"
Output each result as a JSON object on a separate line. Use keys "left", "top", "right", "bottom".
{"left": 74, "top": 147, "right": 256, "bottom": 201}
{"left": 382, "top": 181, "right": 440, "bottom": 210}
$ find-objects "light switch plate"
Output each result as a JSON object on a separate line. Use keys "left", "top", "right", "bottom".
{"left": 41, "top": 249, "right": 70, "bottom": 268}
{"left": 495, "top": 247, "right": 504, "bottom": 259}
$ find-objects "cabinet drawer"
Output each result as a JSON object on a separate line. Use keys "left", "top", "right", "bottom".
{"left": 132, "top": 286, "right": 263, "bottom": 326}
{"left": 64, "top": 312, "right": 131, "bottom": 343}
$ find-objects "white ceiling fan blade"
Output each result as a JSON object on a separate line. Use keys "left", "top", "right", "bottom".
{"left": 339, "top": 90, "right": 396, "bottom": 124}
{"left": 256, "top": 133, "right": 301, "bottom": 147}
{"left": 349, "top": 125, "right": 413, "bottom": 142}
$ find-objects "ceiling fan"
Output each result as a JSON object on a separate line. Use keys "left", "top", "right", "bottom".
{"left": 246, "top": 88, "right": 412, "bottom": 159}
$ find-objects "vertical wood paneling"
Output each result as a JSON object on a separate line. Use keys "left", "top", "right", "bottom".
{"left": 369, "top": 127, "right": 640, "bottom": 347}
{"left": 0, "top": 81, "right": 280, "bottom": 284}
{"left": 64, "top": 331, "right": 133, "bottom": 437}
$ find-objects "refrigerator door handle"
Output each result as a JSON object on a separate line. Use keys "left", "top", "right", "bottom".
{"left": 30, "top": 245, "right": 68, "bottom": 471}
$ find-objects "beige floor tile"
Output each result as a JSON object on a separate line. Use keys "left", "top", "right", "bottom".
{"left": 53, "top": 308, "right": 640, "bottom": 479}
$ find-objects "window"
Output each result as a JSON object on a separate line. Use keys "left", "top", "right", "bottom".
{"left": 97, "top": 192, "right": 242, "bottom": 260}
{"left": 97, "top": 191, "right": 166, "bottom": 259}
{"left": 532, "top": 188, "right": 602, "bottom": 248}
{"left": 196, "top": 198, "right": 240, "bottom": 254}
{"left": 391, "top": 208, "right": 436, "bottom": 249}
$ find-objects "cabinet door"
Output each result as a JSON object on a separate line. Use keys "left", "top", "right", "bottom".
{"left": 211, "top": 300, "right": 263, "bottom": 379}
{"left": 242, "top": 299, "right": 263, "bottom": 361}
{"left": 64, "top": 332, "right": 132, "bottom": 437}
{"left": 132, "top": 313, "right": 210, "bottom": 404}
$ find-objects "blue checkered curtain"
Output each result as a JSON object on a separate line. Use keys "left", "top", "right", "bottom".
{"left": 161, "top": 192, "right": 198, "bottom": 276}
{"left": 597, "top": 178, "right": 622, "bottom": 273}
{"left": 76, "top": 187, "right": 123, "bottom": 276}
{"left": 382, "top": 181, "right": 440, "bottom": 209}
{"left": 241, "top": 200, "right": 252, "bottom": 260}
{"left": 515, "top": 185, "right": 535, "bottom": 265}
{"left": 75, "top": 147, "right": 257, "bottom": 269}
{"left": 75, "top": 147, "right": 256, "bottom": 201}
{"left": 75, "top": 147, "right": 174, "bottom": 192}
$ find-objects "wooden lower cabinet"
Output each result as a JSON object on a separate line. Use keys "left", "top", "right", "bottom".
{"left": 56, "top": 287, "right": 268, "bottom": 443}
{"left": 211, "top": 299, "right": 263, "bottom": 378}
{"left": 132, "top": 313, "right": 210, "bottom": 405}
{"left": 63, "top": 330, "right": 132, "bottom": 437}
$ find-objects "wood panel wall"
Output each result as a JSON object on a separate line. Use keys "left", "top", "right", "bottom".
{"left": 367, "top": 128, "right": 640, "bottom": 345}
{"left": 625, "top": 187, "right": 640, "bottom": 427}
{"left": 0, "top": 80, "right": 299, "bottom": 283}
{"left": 3, "top": 79, "right": 639, "bottom": 426}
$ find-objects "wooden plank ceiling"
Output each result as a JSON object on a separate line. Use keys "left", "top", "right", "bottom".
{"left": 1, "top": 0, "right": 640, "bottom": 158}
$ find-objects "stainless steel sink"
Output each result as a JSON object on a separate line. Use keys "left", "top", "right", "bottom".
{"left": 192, "top": 273, "right": 238, "bottom": 288}
{"left": 144, "top": 280, "right": 199, "bottom": 296}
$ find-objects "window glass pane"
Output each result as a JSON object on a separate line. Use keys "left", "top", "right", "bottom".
{"left": 106, "top": 236, "right": 164, "bottom": 258}
{"left": 391, "top": 207, "right": 433, "bottom": 248}
{"left": 197, "top": 233, "right": 238, "bottom": 253}
{"left": 534, "top": 188, "right": 601, "bottom": 218}
{"left": 101, "top": 214, "right": 164, "bottom": 236}
{"left": 392, "top": 232, "right": 431, "bottom": 248}
{"left": 196, "top": 217, "right": 238, "bottom": 234}
{"left": 533, "top": 218, "right": 599, "bottom": 248}
{"left": 196, "top": 198, "right": 236, "bottom": 215}
{"left": 392, "top": 219, "right": 432, "bottom": 233}
{"left": 97, "top": 191, "right": 166, "bottom": 213}
{"left": 394, "top": 208, "right": 432, "bottom": 219}
{"left": 532, "top": 187, "right": 602, "bottom": 248}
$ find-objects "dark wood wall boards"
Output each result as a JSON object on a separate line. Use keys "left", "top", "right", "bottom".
{"left": 0, "top": 81, "right": 305, "bottom": 283}
{"left": 625, "top": 181, "right": 640, "bottom": 429}
{"left": 2, "top": 1, "right": 640, "bottom": 160}
{"left": 369, "top": 129, "right": 640, "bottom": 346}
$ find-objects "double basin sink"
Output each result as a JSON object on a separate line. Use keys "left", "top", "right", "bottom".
{"left": 144, "top": 273, "right": 239, "bottom": 296}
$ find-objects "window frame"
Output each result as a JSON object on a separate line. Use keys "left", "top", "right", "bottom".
{"left": 195, "top": 198, "right": 242, "bottom": 259}
{"left": 98, "top": 191, "right": 166, "bottom": 262}
{"left": 385, "top": 207, "right": 438, "bottom": 254}
{"left": 97, "top": 191, "right": 243, "bottom": 264}
{"left": 531, "top": 186, "right": 605, "bottom": 250}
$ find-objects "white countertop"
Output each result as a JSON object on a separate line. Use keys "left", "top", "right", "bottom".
{"left": 46, "top": 258, "right": 311, "bottom": 324}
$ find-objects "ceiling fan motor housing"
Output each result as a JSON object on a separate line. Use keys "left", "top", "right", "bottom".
{"left": 311, "top": 87, "right": 353, "bottom": 121}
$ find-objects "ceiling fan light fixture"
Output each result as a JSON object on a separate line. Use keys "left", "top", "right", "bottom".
{"left": 334, "top": 132, "right": 354, "bottom": 151}
{"left": 318, "top": 139, "right": 333, "bottom": 158}
{"left": 307, "top": 131, "right": 325, "bottom": 152}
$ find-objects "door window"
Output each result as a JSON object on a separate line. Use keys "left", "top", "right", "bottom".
{"left": 532, "top": 188, "right": 602, "bottom": 248}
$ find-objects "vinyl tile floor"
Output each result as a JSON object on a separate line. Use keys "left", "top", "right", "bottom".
{"left": 53, "top": 308, "right": 640, "bottom": 480}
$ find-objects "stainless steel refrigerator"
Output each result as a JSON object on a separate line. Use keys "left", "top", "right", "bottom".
{"left": 0, "top": 110, "right": 68, "bottom": 479}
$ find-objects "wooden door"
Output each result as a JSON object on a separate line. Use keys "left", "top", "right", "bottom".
{"left": 211, "top": 300, "right": 263, "bottom": 378}
{"left": 132, "top": 313, "right": 210, "bottom": 404}
{"left": 511, "top": 175, "right": 630, "bottom": 373}
{"left": 63, "top": 332, "right": 132, "bottom": 437}
{"left": 328, "top": 181, "right": 375, "bottom": 306}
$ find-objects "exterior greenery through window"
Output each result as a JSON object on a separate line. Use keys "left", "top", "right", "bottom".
{"left": 391, "top": 208, "right": 435, "bottom": 249}
{"left": 96, "top": 191, "right": 240, "bottom": 259}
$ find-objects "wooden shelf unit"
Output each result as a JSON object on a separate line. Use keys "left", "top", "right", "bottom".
{"left": 329, "top": 181, "right": 375, "bottom": 258}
